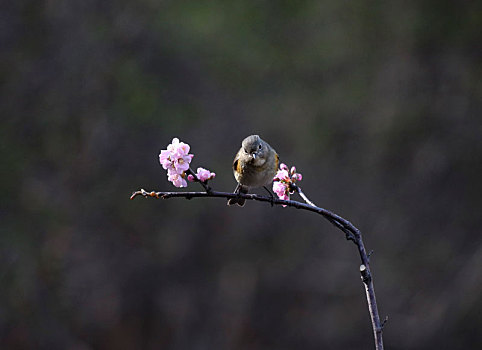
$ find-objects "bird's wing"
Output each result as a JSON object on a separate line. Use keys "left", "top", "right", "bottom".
{"left": 232, "top": 152, "right": 241, "bottom": 173}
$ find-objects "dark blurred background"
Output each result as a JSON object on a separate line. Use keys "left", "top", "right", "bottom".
{"left": 1, "top": 1, "right": 481, "bottom": 349}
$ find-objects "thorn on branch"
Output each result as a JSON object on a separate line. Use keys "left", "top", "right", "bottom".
{"left": 345, "top": 231, "right": 356, "bottom": 242}
{"left": 341, "top": 226, "right": 357, "bottom": 243}
{"left": 381, "top": 316, "right": 389, "bottom": 330}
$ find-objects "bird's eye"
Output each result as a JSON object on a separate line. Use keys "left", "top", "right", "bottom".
{"left": 258, "top": 144, "right": 262, "bottom": 149}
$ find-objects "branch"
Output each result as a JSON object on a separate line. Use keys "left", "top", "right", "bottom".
{"left": 130, "top": 187, "right": 385, "bottom": 349}
{"left": 131, "top": 188, "right": 353, "bottom": 233}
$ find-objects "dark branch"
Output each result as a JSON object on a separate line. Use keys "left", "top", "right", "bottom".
{"left": 130, "top": 187, "right": 385, "bottom": 350}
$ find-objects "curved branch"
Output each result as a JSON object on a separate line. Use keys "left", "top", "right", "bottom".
{"left": 131, "top": 188, "right": 353, "bottom": 232}
{"left": 130, "top": 188, "right": 385, "bottom": 349}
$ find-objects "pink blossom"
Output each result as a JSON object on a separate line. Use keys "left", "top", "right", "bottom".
{"left": 161, "top": 138, "right": 193, "bottom": 171}
{"left": 273, "top": 181, "right": 287, "bottom": 197}
{"left": 273, "top": 181, "right": 290, "bottom": 206}
{"left": 272, "top": 163, "right": 303, "bottom": 205}
{"left": 293, "top": 173, "right": 302, "bottom": 181}
{"left": 176, "top": 142, "right": 190, "bottom": 157}
{"left": 166, "top": 167, "right": 178, "bottom": 176}
{"left": 274, "top": 169, "right": 290, "bottom": 182}
{"left": 159, "top": 137, "right": 194, "bottom": 187}
{"left": 168, "top": 172, "right": 187, "bottom": 188}
{"left": 279, "top": 193, "right": 289, "bottom": 201}
{"left": 195, "top": 167, "right": 216, "bottom": 182}
{"left": 167, "top": 138, "right": 190, "bottom": 158}
{"left": 158, "top": 137, "right": 218, "bottom": 188}
{"left": 173, "top": 154, "right": 191, "bottom": 172}
{"left": 159, "top": 150, "right": 173, "bottom": 169}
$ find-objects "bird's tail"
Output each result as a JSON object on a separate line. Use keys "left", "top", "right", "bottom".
{"left": 227, "top": 184, "right": 249, "bottom": 206}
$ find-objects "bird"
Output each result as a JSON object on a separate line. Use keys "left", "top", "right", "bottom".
{"left": 227, "top": 135, "right": 279, "bottom": 206}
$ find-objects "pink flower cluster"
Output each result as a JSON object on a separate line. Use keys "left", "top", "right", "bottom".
{"left": 159, "top": 138, "right": 193, "bottom": 188}
{"left": 272, "top": 163, "right": 303, "bottom": 205}
{"left": 187, "top": 167, "right": 216, "bottom": 183}
{"left": 159, "top": 138, "right": 216, "bottom": 188}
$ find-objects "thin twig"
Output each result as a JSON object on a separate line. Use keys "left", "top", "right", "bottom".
{"left": 293, "top": 184, "right": 317, "bottom": 207}
{"left": 130, "top": 188, "right": 385, "bottom": 349}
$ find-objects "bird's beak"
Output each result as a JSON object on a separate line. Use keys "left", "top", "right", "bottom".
{"left": 252, "top": 153, "right": 257, "bottom": 159}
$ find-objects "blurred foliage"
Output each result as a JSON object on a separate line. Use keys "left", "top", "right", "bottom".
{"left": 1, "top": 0, "right": 481, "bottom": 349}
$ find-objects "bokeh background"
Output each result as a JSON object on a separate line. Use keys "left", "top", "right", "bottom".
{"left": 1, "top": 1, "right": 481, "bottom": 349}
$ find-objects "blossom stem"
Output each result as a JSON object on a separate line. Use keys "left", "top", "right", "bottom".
{"left": 293, "top": 184, "right": 316, "bottom": 207}
{"left": 187, "top": 168, "right": 211, "bottom": 193}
